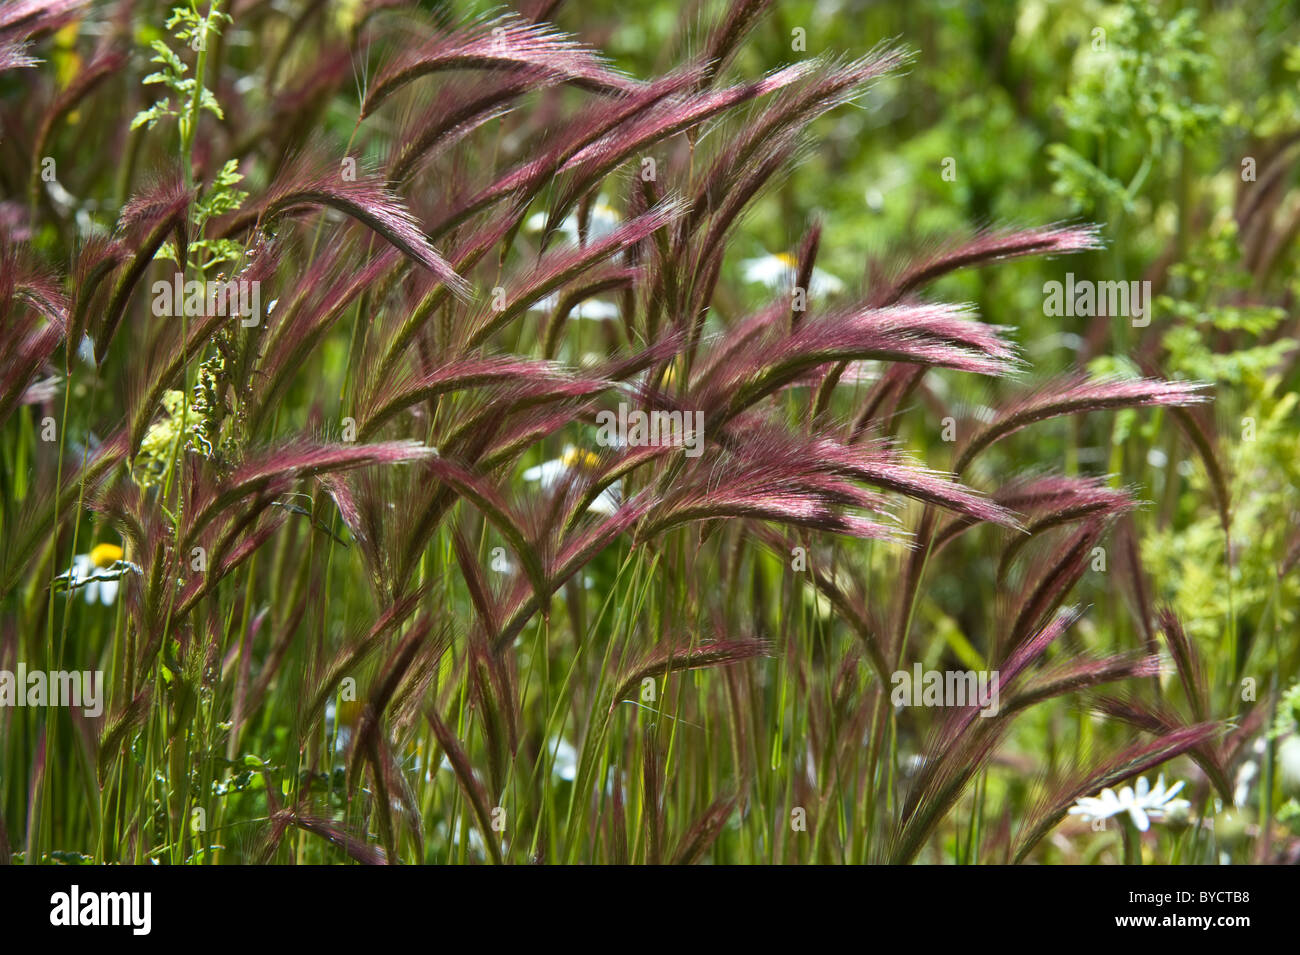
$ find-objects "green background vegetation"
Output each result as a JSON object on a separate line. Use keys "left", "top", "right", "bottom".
{"left": 1, "top": 0, "right": 1298, "bottom": 864}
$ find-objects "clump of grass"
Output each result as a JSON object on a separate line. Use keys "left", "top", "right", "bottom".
{"left": 0, "top": 0, "right": 1279, "bottom": 866}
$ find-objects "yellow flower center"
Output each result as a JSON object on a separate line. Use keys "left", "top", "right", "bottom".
{"left": 338, "top": 700, "right": 366, "bottom": 727}
{"left": 775, "top": 252, "right": 798, "bottom": 267}
{"left": 561, "top": 446, "right": 601, "bottom": 470}
{"left": 90, "top": 543, "right": 123, "bottom": 569}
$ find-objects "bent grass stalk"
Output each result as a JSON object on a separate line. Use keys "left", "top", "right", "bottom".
{"left": 1, "top": 0, "right": 1281, "bottom": 867}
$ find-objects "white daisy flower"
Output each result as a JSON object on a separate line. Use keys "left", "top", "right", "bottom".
{"left": 1068, "top": 774, "right": 1190, "bottom": 832}
{"left": 60, "top": 543, "right": 130, "bottom": 606}
{"left": 1233, "top": 737, "right": 1265, "bottom": 808}
{"left": 527, "top": 292, "right": 620, "bottom": 321}
{"left": 432, "top": 818, "right": 490, "bottom": 858}
{"left": 522, "top": 445, "right": 620, "bottom": 515}
{"left": 548, "top": 736, "right": 578, "bottom": 782}
{"left": 326, "top": 698, "right": 365, "bottom": 754}
{"left": 740, "top": 250, "right": 845, "bottom": 298}
{"left": 525, "top": 199, "right": 622, "bottom": 245}
{"left": 1278, "top": 735, "right": 1300, "bottom": 798}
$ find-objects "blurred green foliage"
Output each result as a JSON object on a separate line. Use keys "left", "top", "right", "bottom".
{"left": 4, "top": 0, "right": 1298, "bottom": 864}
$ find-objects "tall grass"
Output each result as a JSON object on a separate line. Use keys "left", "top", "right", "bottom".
{"left": 0, "top": 0, "right": 1291, "bottom": 865}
